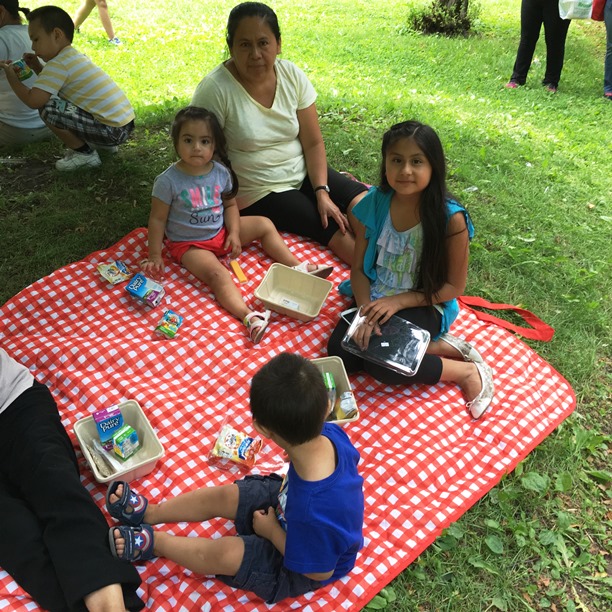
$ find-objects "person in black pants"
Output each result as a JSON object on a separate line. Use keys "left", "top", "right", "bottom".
{"left": 0, "top": 347, "right": 144, "bottom": 612}
{"left": 506, "top": 0, "right": 571, "bottom": 92}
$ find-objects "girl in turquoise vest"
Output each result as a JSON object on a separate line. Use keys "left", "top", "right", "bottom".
{"left": 328, "top": 121, "right": 494, "bottom": 419}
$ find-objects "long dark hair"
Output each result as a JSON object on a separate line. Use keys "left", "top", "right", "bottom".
{"left": 226, "top": 2, "right": 281, "bottom": 48}
{"left": 171, "top": 106, "right": 239, "bottom": 199}
{"left": 379, "top": 120, "right": 460, "bottom": 305}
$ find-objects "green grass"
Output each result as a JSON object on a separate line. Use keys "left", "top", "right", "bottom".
{"left": 1, "top": 0, "right": 611, "bottom": 609}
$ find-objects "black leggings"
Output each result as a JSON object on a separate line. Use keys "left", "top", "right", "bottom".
{"left": 327, "top": 305, "right": 444, "bottom": 386}
{"left": 0, "top": 382, "right": 143, "bottom": 612}
{"left": 241, "top": 166, "right": 368, "bottom": 245}
{"left": 510, "top": 0, "right": 571, "bottom": 87}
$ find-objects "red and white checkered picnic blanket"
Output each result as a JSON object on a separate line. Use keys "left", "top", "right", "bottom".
{"left": 0, "top": 228, "right": 575, "bottom": 611}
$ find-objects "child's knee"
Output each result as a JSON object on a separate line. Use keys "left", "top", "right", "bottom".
{"left": 201, "top": 266, "right": 231, "bottom": 287}
{"left": 255, "top": 216, "right": 276, "bottom": 236}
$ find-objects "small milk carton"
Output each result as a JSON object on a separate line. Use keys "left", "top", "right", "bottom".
{"left": 113, "top": 424, "right": 140, "bottom": 460}
{"left": 126, "top": 273, "right": 165, "bottom": 307}
{"left": 93, "top": 406, "right": 124, "bottom": 451}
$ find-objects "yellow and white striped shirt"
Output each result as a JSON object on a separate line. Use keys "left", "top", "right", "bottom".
{"left": 34, "top": 45, "right": 134, "bottom": 127}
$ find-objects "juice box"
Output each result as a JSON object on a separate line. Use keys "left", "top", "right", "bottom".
{"left": 113, "top": 424, "right": 140, "bottom": 460}
{"left": 97, "top": 261, "right": 132, "bottom": 285}
{"left": 155, "top": 309, "right": 183, "bottom": 339}
{"left": 126, "top": 273, "right": 165, "bottom": 307}
{"left": 93, "top": 405, "right": 124, "bottom": 451}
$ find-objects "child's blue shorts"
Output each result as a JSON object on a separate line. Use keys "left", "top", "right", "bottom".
{"left": 216, "top": 474, "right": 322, "bottom": 603}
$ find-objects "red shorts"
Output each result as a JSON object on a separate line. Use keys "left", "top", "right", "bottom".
{"left": 166, "top": 227, "right": 230, "bottom": 263}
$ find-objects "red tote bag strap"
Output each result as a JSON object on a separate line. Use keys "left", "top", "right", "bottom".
{"left": 458, "top": 296, "right": 555, "bottom": 342}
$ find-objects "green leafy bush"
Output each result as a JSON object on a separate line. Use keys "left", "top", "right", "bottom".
{"left": 408, "top": 0, "right": 480, "bottom": 36}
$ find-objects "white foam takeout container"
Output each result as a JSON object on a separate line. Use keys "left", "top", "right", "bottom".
{"left": 311, "top": 356, "right": 359, "bottom": 425}
{"left": 74, "top": 399, "right": 164, "bottom": 484}
{"left": 255, "top": 264, "right": 333, "bottom": 322}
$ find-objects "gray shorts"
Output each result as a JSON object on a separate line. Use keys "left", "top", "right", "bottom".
{"left": 216, "top": 474, "right": 322, "bottom": 603}
{"left": 39, "top": 98, "right": 134, "bottom": 147}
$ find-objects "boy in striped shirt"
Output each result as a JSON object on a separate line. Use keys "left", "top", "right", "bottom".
{"left": 0, "top": 5, "right": 134, "bottom": 170}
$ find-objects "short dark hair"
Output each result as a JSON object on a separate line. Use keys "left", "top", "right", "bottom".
{"left": 27, "top": 5, "right": 74, "bottom": 42}
{"left": 226, "top": 2, "right": 281, "bottom": 48}
{"left": 171, "top": 106, "right": 239, "bottom": 199}
{"left": 250, "top": 353, "right": 328, "bottom": 445}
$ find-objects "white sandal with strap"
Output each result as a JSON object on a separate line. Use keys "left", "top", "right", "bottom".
{"left": 440, "top": 333, "right": 484, "bottom": 363}
{"left": 291, "top": 262, "right": 334, "bottom": 279}
{"left": 466, "top": 362, "right": 494, "bottom": 419}
{"left": 244, "top": 310, "right": 270, "bottom": 344}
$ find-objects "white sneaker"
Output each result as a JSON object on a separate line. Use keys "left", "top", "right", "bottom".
{"left": 109, "top": 37, "right": 122, "bottom": 45}
{"left": 55, "top": 149, "right": 101, "bottom": 171}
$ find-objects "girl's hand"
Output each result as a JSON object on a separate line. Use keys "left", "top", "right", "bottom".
{"left": 360, "top": 297, "right": 401, "bottom": 326}
{"left": 252, "top": 506, "right": 280, "bottom": 540}
{"left": 316, "top": 192, "right": 351, "bottom": 234}
{"left": 141, "top": 256, "right": 165, "bottom": 280}
{"left": 351, "top": 317, "right": 381, "bottom": 351}
{"left": 223, "top": 230, "right": 242, "bottom": 260}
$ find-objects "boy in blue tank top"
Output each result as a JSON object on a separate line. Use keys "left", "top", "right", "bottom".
{"left": 106, "top": 352, "right": 365, "bottom": 604}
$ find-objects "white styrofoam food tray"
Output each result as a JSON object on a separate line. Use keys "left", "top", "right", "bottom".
{"left": 74, "top": 399, "right": 164, "bottom": 483}
{"left": 255, "top": 264, "right": 333, "bottom": 322}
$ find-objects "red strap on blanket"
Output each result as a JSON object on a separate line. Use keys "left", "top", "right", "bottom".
{"left": 458, "top": 296, "right": 555, "bottom": 342}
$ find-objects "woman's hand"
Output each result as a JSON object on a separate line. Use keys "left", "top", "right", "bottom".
{"left": 316, "top": 191, "right": 351, "bottom": 234}
{"left": 141, "top": 256, "right": 165, "bottom": 280}
{"left": 297, "top": 104, "right": 352, "bottom": 233}
{"left": 223, "top": 230, "right": 242, "bottom": 259}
